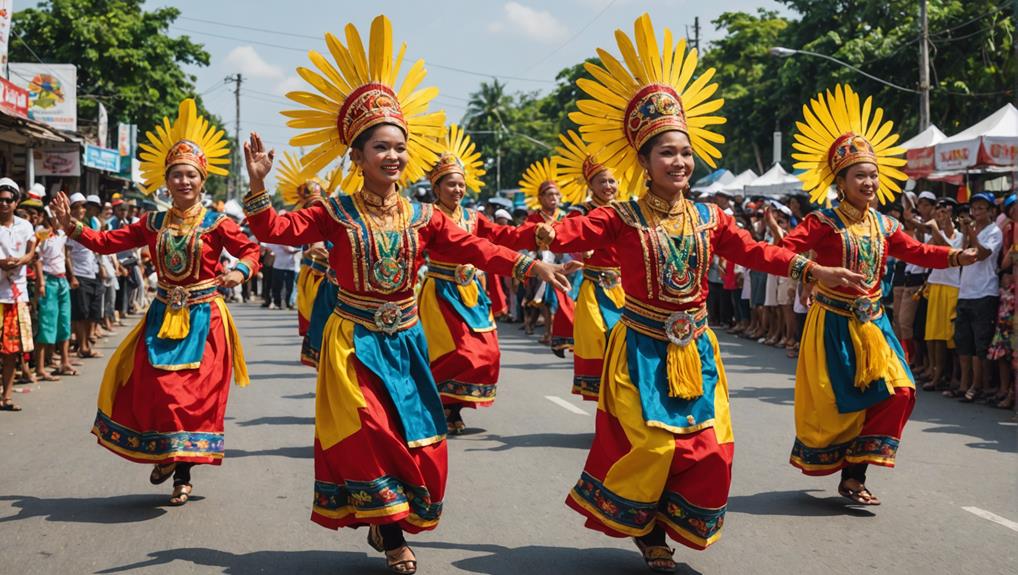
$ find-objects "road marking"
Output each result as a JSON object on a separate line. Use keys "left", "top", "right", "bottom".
{"left": 545, "top": 395, "right": 590, "bottom": 415}
{"left": 962, "top": 507, "right": 1018, "bottom": 533}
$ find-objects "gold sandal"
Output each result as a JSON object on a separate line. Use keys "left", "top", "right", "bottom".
{"left": 385, "top": 545, "right": 417, "bottom": 575}
{"left": 634, "top": 538, "right": 676, "bottom": 573}
{"left": 169, "top": 483, "right": 192, "bottom": 506}
{"left": 149, "top": 463, "right": 177, "bottom": 485}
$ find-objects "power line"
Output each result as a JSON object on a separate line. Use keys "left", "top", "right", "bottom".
{"left": 526, "top": 0, "right": 617, "bottom": 71}
{"left": 178, "top": 16, "right": 321, "bottom": 40}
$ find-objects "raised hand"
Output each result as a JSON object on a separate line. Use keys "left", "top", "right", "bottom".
{"left": 243, "top": 132, "right": 276, "bottom": 189}
{"left": 51, "top": 191, "right": 72, "bottom": 230}
{"left": 532, "top": 260, "right": 572, "bottom": 293}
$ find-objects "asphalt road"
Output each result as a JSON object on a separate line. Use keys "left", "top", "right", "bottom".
{"left": 2, "top": 302, "right": 1015, "bottom": 575}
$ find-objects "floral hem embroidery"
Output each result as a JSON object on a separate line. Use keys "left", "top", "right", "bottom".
{"left": 657, "top": 490, "right": 726, "bottom": 544}
{"left": 438, "top": 380, "right": 496, "bottom": 401}
{"left": 572, "top": 376, "right": 600, "bottom": 398}
{"left": 92, "top": 410, "right": 224, "bottom": 459}
{"left": 570, "top": 471, "right": 658, "bottom": 532}
{"left": 313, "top": 476, "right": 442, "bottom": 523}
{"left": 790, "top": 434, "right": 900, "bottom": 469}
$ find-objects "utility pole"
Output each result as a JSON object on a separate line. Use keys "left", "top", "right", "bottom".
{"left": 693, "top": 17, "right": 700, "bottom": 53}
{"left": 225, "top": 73, "right": 242, "bottom": 200}
{"left": 918, "top": 0, "right": 930, "bottom": 130}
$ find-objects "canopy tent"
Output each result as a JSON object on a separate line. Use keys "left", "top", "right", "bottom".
{"left": 935, "top": 103, "right": 1018, "bottom": 172}
{"left": 720, "top": 169, "right": 758, "bottom": 194}
{"left": 901, "top": 125, "right": 947, "bottom": 179}
{"left": 692, "top": 168, "right": 735, "bottom": 193}
{"left": 742, "top": 164, "right": 802, "bottom": 197}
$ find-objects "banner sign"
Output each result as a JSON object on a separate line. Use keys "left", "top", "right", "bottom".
{"left": 905, "top": 146, "right": 936, "bottom": 179}
{"left": 981, "top": 137, "right": 1018, "bottom": 167}
{"left": 83, "top": 144, "right": 120, "bottom": 172}
{"left": 0, "top": 76, "right": 27, "bottom": 118}
{"left": 7, "top": 63, "right": 77, "bottom": 131}
{"left": 33, "top": 144, "right": 81, "bottom": 176}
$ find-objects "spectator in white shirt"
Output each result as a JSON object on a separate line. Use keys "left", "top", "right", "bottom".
{"left": 0, "top": 179, "right": 37, "bottom": 412}
{"left": 269, "top": 241, "right": 300, "bottom": 310}
{"left": 66, "top": 193, "right": 103, "bottom": 359}
{"left": 952, "top": 193, "right": 1003, "bottom": 403}
{"left": 34, "top": 209, "right": 76, "bottom": 379}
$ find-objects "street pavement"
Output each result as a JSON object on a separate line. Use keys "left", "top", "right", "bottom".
{"left": 2, "top": 302, "right": 1015, "bottom": 575}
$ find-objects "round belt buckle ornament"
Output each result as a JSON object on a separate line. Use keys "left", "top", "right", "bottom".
{"left": 168, "top": 286, "right": 188, "bottom": 311}
{"left": 374, "top": 302, "right": 402, "bottom": 335}
{"left": 664, "top": 310, "right": 696, "bottom": 347}
{"left": 454, "top": 264, "right": 477, "bottom": 286}
{"left": 852, "top": 297, "right": 876, "bottom": 323}
{"left": 597, "top": 269, "right": 620, "bottom": 290}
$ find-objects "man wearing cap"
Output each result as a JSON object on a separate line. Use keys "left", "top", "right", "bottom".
{"left": 0, "top": 179, "right": 38, "bottom": 411}
{"left": 66, "top": 193, "right": 103, "bottom": 359}
{"left": 953, "top": 192, "right": 1003, "bottom": 402}
{"left": 108, "top": 199, "right": 140, "bottom": 321}
{"left": 895, "top": 191, "right": 936, "bottom": 372}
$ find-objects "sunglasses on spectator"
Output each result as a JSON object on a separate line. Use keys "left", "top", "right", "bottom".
{"left": 0, "top": 197, "right": 15, "bottom": 204}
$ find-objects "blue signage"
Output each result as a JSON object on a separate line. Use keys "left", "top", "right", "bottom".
{"left": 83, "top": 144, "right": 120, "bottom": 172}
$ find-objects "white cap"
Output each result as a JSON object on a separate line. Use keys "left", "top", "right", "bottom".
{"left": 917, "top": 191, "right": 937, "bottom": 203}
{"left": 85, "top": 194, "right": 102, "bottom": 206}
{"left": 68, "top": 192, "right": 87, "bottom": 205}
{"left": 29, "top": 183, "right": 45, "bottom": 199}
{"left": 771, "top": 201, "right": 793, "bottom": 217}
{"left": 494, "top": 208, "right": 512, "bottom": 221}
{"left": 0, "top": 177, "right": 20, "bottom": 194}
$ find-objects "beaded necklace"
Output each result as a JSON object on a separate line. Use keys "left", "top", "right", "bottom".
{"left": 354, "top": 192, "right": 411, "bottom": 293}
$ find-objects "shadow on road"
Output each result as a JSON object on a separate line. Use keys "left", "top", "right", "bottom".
{"left": 464, "top": 432, "right": 595, "bottom": 452}
{"left": 247, "top": 359, "right": 303, "bottom": 367}
{"left": 728, "top": 386, "right": 794, "bottom": 406}
{"left": 509, "top": 362, "right": 572, "bottom": 370}
{"left": 235, "top": 415, "right": 315, "bottom": 427}
{"left": 94, "top": 547, "right": 377, "bottom": 575}
{"left": 727, "top": 489, "right": 876, "bottom": 518}
{"left": 282, "top": 392, "right": 316, "bottom": 400}
{"left": 226, "top": 445, "right": 313, "bottom": 459}
{"left": 0, "top": 494, "right": 168, "bottom": 524}
{"left": 248, "top": 371, "right": 317, "bottom": 381}
{"left": 413, "top": 541, "right": 704, "bottom": 575}
{"left": 909, "top": 391, "right": 1017, "bottom": 454}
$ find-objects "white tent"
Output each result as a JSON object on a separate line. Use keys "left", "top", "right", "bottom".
{"left": 743, "top": 164, "right": 802, "bottom": 197}
{"left": 935, "top": 103, "right": 1018, "bottom": 171}
{"left": 902, "top": 124, "right": 947, "bottom": 179}
{"left": 691, "top": 168, "right": 735, "bottom": 194}
{"left": 720, "top": 169, "right": 758, "bottom": 194}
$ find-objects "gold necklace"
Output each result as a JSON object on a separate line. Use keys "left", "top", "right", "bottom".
{"left": 644, "top": 191, "right": 684, "bottom": 218}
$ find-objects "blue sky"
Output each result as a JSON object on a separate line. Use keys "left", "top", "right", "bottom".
{"left": 151, "top": 1, "right": 789, "bottom": 153}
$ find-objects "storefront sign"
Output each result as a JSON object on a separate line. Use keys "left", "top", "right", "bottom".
{"left": 0, "top": 76, "right": 27, "bottom": 118}
{"left": 905, "top": 146, "right": 936, "bottom": 179}
{"left": 7, "top": 63, "right": 77, "bottom": 131}
{"left": 33, "top": 144, "right": 81, "bottom": 176}
{"left": 981, "top": 138, "right": 1018, "bottom": 167}
{"left": 83, "top": 144, "right": 120, "bottom": 172}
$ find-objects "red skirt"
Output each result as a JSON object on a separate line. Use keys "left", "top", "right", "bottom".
{"left": 91, "top": 304, "right": 233, "bottom": 465}
{"left": 312, "top": 357, "right": 447, "bottom": 534}
{"left": 432, "top": 296, "right": 500, "bottom": 409}
{"left": 486, "top": 274, "right": 508, "bottom": 318}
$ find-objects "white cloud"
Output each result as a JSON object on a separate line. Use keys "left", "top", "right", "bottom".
{"left": 225, "top": 46, "right": 284, "bottom": 80}
{"left": 275, "top": 76, "right": 306, "bottom": 96}
{"left": 490, "top": 1, "right": 569, "bottom": 44}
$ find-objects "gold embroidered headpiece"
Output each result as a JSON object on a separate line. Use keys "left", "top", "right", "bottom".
{"left": 282, "top": 14, "right": 445, "bottom": 193}
{"left": 137, "top": 99, "right": 229, "bottom": 195}
{"left": 555, "top": 130, "right": 639, "bottom": 202}
{"left": 427, "top": 124, "right": 485, "bottom": 191}
{"left": 569, "top": 13, "right": 726, "bottom": 189}
{"left": 791, "top": 84, "right": 907, "bottom": 204}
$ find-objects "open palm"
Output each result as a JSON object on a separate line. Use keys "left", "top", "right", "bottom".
{"left": 243, "top": 132, "right": 275, "bottom": 185}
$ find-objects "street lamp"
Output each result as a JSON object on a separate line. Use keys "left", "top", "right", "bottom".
{"left": 768, "top": 47, "right": 920, "bottom": 94}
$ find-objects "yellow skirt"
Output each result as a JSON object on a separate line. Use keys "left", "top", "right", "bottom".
{"left": 297, "top": 266, "right": 327, "bottom": 335}
{"left": 924, "top": 284, "right": 959, "bottom": 342}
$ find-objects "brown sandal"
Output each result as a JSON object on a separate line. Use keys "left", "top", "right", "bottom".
{"left": 385, "top": 545, "right": 417, "bottom": 574}
{"left": 838, "top": 481, "right": 881, "bottom": 505}
{"left": 149, "top": 463, "right": 177, "bottom": 485}
{"left": 633, "top": 538, "right": 677, "bottom": 573}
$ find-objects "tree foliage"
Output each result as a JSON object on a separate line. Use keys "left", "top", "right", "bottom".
{"left": 10, "top": 0, "right": 230, "bottom": 194}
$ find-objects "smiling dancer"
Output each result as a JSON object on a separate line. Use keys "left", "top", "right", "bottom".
{"left": 240, "top": 15, "right": 574, "bottom": 574}
{"left": 778, "top": 85, "right": 977, "bottom": 506}
{"left": 51, "top": 100, "right": 260, "bottom": 506}
{"left": 516, "top": 15, "right": 867, "bottom": 572}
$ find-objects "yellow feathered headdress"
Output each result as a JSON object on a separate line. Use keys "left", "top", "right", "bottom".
{"left": 791, "top": 84, "right": 907, "bottom": 205}
{"left": 555, "top": 130, "right": 639, "bottom": 202}
{"left": 519, "top": 157, "right": 582, "bottom": 210}
{"left": 427, "top": 124, "right": 486, "bottom": 193}
{"left": 569, "top": 13, "right": 726, "bottom": 189}
{"left": 282, "top": 14, "right": 446, "bottom": 192}
{"left": 276, "top": 151, "right": 326, "bottom": 207}
{"left": 137, "top": 99, "right": 229, "bottom": 195}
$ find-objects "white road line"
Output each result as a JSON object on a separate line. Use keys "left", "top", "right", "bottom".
{"left": 544, "top": 395, "right": 590, "bottom": 416}
{"left": 962, "top": 507, "right": 1018, "bottom": 533}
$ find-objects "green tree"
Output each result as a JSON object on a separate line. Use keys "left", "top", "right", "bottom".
{"left": 10, "top": 0, "right": 230, "bottom": 195}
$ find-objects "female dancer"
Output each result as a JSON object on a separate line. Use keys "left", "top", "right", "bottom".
{"left": 556, "top": 130, "right": 626, "bottom": 400}
{"left": 51, "top": 99, "right": 260, "bottom": 505}
{"left": 780, "top": 84, "right": 976, "bottom": 505}
{"left": 520, "top": 157, "right": 582, "bottom": 354}
{"left": 241, "top": 15, "right": 571, "bottom": 574}
{"left": 525, "top": 15, "right": 865, "bottom": 572}
{"left": 418, "top": 125, "right": 527, "bottom": 433}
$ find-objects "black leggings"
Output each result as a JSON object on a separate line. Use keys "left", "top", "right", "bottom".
{"left": 173, "top": 463, "right": 194, "bottom": 486}
{"left": 841, "top": 463, "right": 868, "bottom": 484}
{"left": 379, "top": 523, "right": 406, "bottom": 551}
